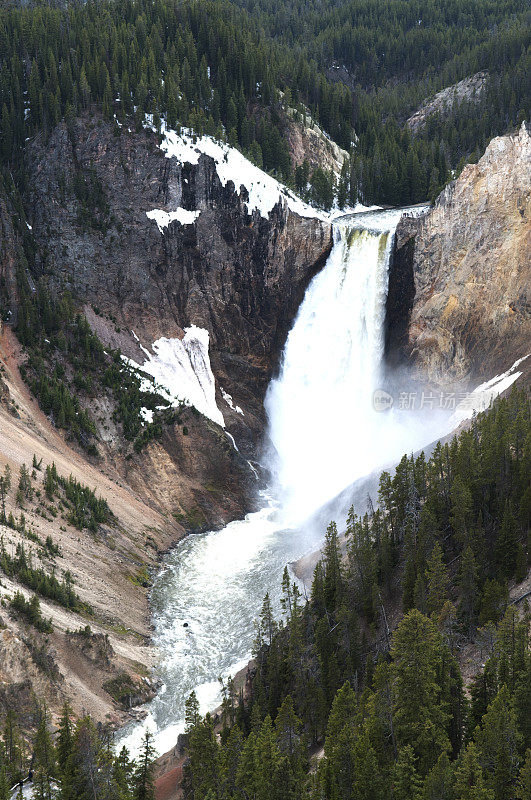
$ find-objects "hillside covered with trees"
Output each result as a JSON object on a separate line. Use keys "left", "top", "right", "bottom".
{"left": 0, "top": 0, "right": 529, "bottom": 208}
{"left": 181, "top": 388, "right": 531, "bottom": 799}
{"left": 0, "top": 702, "right": 158, "bottom": 800}
{"left": 0, "top": 0, "right": 529, "bottom": 795}
{"left": 231, "top": 0, "right": 530, "bottom": 203}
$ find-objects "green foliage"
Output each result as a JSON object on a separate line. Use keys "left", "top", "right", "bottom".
{"left": 0, "top": 539, "right": 85, "bottom": 611}
{"left": 43, "top": 461, "right": 111, "bottom": 532}
{"left": 2, "top": 391, "right": 524, "bottom": 797}
{"left": 0, "top": 703, "right": 154, "bottom": 800}
{"left": 10, "top": 590, "right": 53, "bottom": 633}
{"left": 103, "top": 673, "right": 140, "bottom": 709}
{"left": 454, "top": 742, "right": 494, "bottom": 800}
{"left": 229, "top": 0, "right": 529, "bottom": 204}
{"left": 0, "top": 0, "right": 352, "bottom": 192}
{"left": 133, "top": 732, "right": 156, "bottom": 800}
{"left": 17, "top": 287, "right": 101, "bottom": 448}
{"left": 474, "top": 686, "right": 523, "bottom": 800}
{"left": 391, "top": 611, "right": 450, "bottom": 773}
{"left": 178, "top": 391, "right": 530, "bottom": 800}
{"left": 16, "top": 280, "right": 181, "bottom": 451}
{"left": 1, "top": 0, "right": 526, "bottom": 209}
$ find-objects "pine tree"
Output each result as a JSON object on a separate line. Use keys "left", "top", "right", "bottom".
{"left": 275, "top": 695, "right": 303, "bottom": 770}
{"left": 450, "top": 476, "right": 473, "bottom": 545}
{"left": 259, "top": 592, "right": 278, "bottom": 647}
{"left": 281, "top": 566, "right": 293, "bottom": 618}
{"left": 515, "top": 749, "right": 531, "bottom": 800}
{"left": 220, "top": 725, "right": 243, "bottom": 798}
{"left": 133, "top": 731, "right": 156, "bottom": 800}
{"left": 425, "top": 542, "right": 449, "bottom": 618}
{"left": 236, "top": 730, "right": 257, "bottom": 798}
{"left": 454, "top": 743, "right": 494, "bottom": 800}
{"left": 494, "top": 503, "right": 519, "bottom": 580}
{"left": 391, "top": 611, "right": 450, "bottom": 775}
{"left": 421, "top": 751, "right": 455, "bottom": 800}
{"left": 185, "top": 691, "right": 201, "bottom": 732}
{"left": 468, "top": 662, "right": 498, "bottom": 736}
{"left": 114, "top": 747, "right": 134, "bottom": 800}
{"left": 253, "top": 716, "right": 284, "bottom": 800}
{"left": 459, "top": 546, "right": 478, "bottom": 635}
{"left": 33, "top": 706, "right": 57, "bottom": 796}
{"left": 474, "top": 686, "right": 522, "bottom": 800}
{"left": 3, "top": 709, "right": 23, "bottom": 783}
{"left": 324, "top": 682, "right": 357, "bottom": 762}
{"left": 186, "top": 715, "right": 220, "bottom": 799}
{"left": 102, "top": 68, "right": 113, "bottom": 121}
{"left": 0, "top": 767, "right": 9, "bottom": 800}
{"left": 351, "top": 732, "right": 386, "bottom": 800}
{"left": 392, "top": 745, "right": 422, "bottom": 800}
{"left": 513, "top": 655, "right": 531, "bottom": 751}
{"left": 323, "top": 520, "right": 343, "bottom": 611}
{"left": 1, "top": 105, "right": 11, "bottom": 163}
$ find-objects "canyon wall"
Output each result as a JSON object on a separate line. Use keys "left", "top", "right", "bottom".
{"left": 0, "top": 112, "right": 331, "bottom": 726}
{"left": 387, "top": 122, "right": 530, "bottom": 384}
{"left": 26, "top": 115, "right": 331, "bottom": 437}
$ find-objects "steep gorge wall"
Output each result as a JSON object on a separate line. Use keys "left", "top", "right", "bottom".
{"left": 26, "top": 114, "right": 332, "bottom": 432}
{"left": 17, "top": 111, "right": 332, "bottom": 523}
{"left": 387, "top": 123, "right": 530, "bottom": 385}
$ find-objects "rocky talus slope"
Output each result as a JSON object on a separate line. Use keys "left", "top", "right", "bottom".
{"left": 387, "top": 122, "right": 530, "bottom": 384}
{"left": 0, "top": 327, "right": 168, "bottom": 728}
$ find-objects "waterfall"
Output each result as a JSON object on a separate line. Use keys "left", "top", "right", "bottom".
{"left": 266, "top": 208, "right": 422, "bottom": 526}
{"left": 118, "top": 206, "right": 450, "bottom": 758}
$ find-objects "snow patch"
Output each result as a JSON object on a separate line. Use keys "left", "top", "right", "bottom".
{"left": 140, "top": 407, "right": 154, "bottom": 425}
{"left": 247, "top": 460, "right": 259, "bottom": 481}
{"left": 125, "top": 327, "right": 224, "bottom": 427}
{"left": 450, "top": 354, "right": 529, "bottom": 425}
{"left": 221, "top": 387, "right": 244, "bottom": 415}
{"left": 146, "top": 119, "right": 330, "bottom": 221}
{"left": 225, "top": 431, "right": 239, "bottom": 452}
{"left": 146, "top": 207, "right": 201, "bottom": 233}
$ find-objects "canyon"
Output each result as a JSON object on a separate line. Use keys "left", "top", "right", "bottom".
{"left": 0, "top": 113, "right": 529, "bottom": 738}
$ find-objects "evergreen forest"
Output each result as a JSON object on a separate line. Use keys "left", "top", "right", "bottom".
{"left": 0, "top": 0, "right": 529, "bottom": 206}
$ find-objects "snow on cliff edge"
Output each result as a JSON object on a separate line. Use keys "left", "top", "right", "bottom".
{"left": 145, "top": 119, "right": 330, "bottom": 223}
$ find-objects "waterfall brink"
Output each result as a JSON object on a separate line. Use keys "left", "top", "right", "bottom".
{"left": 266, "top": 208, "right": 411, "bottom": 526}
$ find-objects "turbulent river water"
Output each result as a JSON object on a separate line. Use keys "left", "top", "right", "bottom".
{"left": 118, "top": 205, "right": 454, "bottom": 757}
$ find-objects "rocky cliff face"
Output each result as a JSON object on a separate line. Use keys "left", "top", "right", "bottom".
{"left": 0, "top": 112, "right": 332, "bottom": 728}
{"left": 26, "top": 114, "right": 331, "bottom": 445}
{"left": 387, "top": 123, "right": 530, "bottom": 384}
{"left": 0, "top": 190, "right": 20, "bottom": 325}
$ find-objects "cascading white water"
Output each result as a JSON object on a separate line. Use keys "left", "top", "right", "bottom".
{"left": 266, "top": 208, "right": 418, "bottom": 526}
{"left": 118, "top": 206, "right": 455, "bottom": 757}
